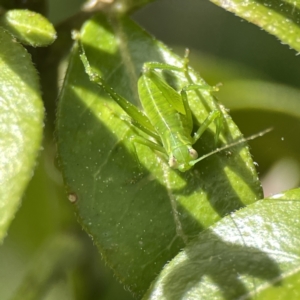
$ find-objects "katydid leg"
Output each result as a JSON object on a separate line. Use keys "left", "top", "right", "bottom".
{"left": 180, "top": 83, "right": 217, "bottom": 130}
{"left": 128, "top": 135, "right": 167, "bottom": 166}
{"left": 143, "top": 62, "right": 182, "bottom": 73}
{"left": 130, "top": 136, "right": 166, "bottom": 154}
{"left": 192, "top": 110, "right": 222, "bottom": 144}
{"left": 79, "top": 41, "right": 159, "bottom": 140}
{"left": 181, "top": 84, "right": 223, "bottom": 143}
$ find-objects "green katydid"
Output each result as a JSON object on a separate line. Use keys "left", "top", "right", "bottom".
{"left": 78, "top": 41, "right": 269, "bottom": 172}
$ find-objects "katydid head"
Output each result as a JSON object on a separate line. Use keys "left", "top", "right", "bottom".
{"left": 169, "top": 146, "right": 198, "bottom": 172}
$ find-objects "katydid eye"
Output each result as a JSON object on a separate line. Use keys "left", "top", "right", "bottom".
{"left": 189, "top": 148, "right": 198, "bottom": 159}
{"left": 169, "top": 156, "right": 178, "bottom": 168}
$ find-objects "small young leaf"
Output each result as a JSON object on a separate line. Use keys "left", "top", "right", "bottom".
{"left": 0, "top": 27, "right": 44, "bottom": 241}
{"left": 0, "top": 9, "right": 56, "bottom": 47}
{"left": 57, "top": 14, "right": 263, "bottom": 296}
{"left": 210, "top": 0, "right": 300, "bottom": 53}
{"left": 144, "top": 188, "right": 300, "bottom": 299}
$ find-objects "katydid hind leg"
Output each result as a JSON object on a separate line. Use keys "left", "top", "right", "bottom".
{"left": 78, "top": 41, "right": 159, "bottom": 140}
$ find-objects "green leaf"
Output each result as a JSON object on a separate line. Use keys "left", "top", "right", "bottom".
{"left": 56, "top": 14, "right": 262, "bottom": 296}
{"left": 144, "top": 188, "right": 300, "bottom": 299}
{"left": 209, "top": 0, "right": 300, "bottom": 52}
{"left": 0, "top": 27, "right": 44, "bottom": 241}
{"left": 219, "top": 80, "right": 300, "bottom": 118}
{"left": 218, "top": 80, "right": 300, "bottom": 173}
{"left": 10, "top": 234, "right": 86, "bottom": 300}
{"left": 0, "top": 9, "right": 56, "bottom": 47}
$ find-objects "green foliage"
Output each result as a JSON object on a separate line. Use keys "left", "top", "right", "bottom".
{"left": 10, "top": 234, "right": 86, "bottom": 300}
{"left": 1, "top": 0, "right": 300, "bottom": 299}
{"left": 57, "top": 14, "right": 262, "bottom": 295}
{"left": 0, "top": 26, "right": 44, "bottom": 242}
{"left": 0, "top": 9, "right": 56, "bottom": 46}
{"left": 144, "top": 189, "right": 300, "bottom": 299}
{"left": 210, "top": 0, "right": 300, "bottom": 53}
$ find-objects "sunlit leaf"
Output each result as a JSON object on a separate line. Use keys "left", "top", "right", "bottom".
{"left": 219, "top": 80, "right": 300, "bottom": 116}
{"left": 0, "top": 9, "right": 56, "bottom": 47}
{"left": 209, "top": 0, "right": 300, "bottom": 52}
{"left": 145, "top": 188, "right": 300, "bottom": 299}
{"left": 57, "top": 14, "right": 262, "bottom": 296}
{"left": 0, "top": 27, "right": 44, "bottom": 241}
{"left": 218, "top": 80, "right": 300, "bottom": 174}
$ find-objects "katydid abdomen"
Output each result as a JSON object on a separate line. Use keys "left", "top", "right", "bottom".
{"left": 138, "top": 73, "right": 198, "bottom": 172}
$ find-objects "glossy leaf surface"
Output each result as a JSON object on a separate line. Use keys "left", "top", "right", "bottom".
{"left": 218, "top": 80, "right": 300, "bottom": 173}
{"left": 145, "top": 188, "right": 300, "bottom": 299}
{"left": 209, "top": 0, "right": 300, "bottom": 52}
{"left": 57, "top": 14, "right": 263, "bottom": 296}
{"left": 219, "top": 80, "right": 300, "bottom": 117}
{"left": 0, "top": 27, "right": 44, "bottom": 241}
{"left": 0, "top": 9, "right": 56, "bottom": 47}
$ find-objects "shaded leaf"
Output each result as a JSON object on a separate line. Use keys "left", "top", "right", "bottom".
{"left": 56, "top": 14, "right": 262, "bottom": 296}
{"left": 145, "top": 188, "right": 300, "bottom": 300}
{"left": 0, "top": 9, "right": 56, "bottom": 47}
{"left": 219, "top": 80, "right": 300, "bottom": 116}
{"left": 10, "top": 234, "right": 86, "bottom": 300}
{"left": 0, "top": 27, "right": 44, "bottom": 241}
{"left": 218, "top": 80, "right": 300, "bottom": 172}
{"left": 209, "top": 0, "right": 300, "bottom": 52}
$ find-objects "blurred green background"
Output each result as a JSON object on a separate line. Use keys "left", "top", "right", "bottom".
{"left": 1, "top": 0, "right": 299, "bottom": 299}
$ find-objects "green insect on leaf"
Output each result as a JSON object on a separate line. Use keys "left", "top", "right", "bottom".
{"left": 143, "top": 65, "right": 186, "bottom": 115}
{"left": 57, "top": 13, "right": 264, "bottom": 295}
{"left": 79, "top": 39, "right": 225, "bottom": 172}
